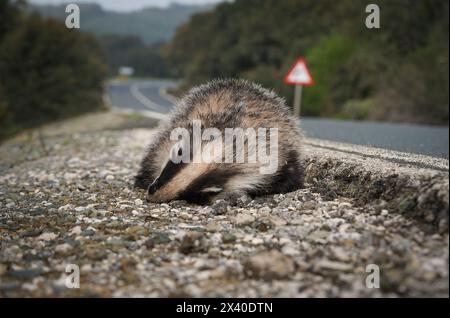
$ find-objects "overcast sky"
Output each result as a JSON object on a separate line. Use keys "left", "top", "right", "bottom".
{"left": 28, "top": 0, "right": 227, "bottom": 11}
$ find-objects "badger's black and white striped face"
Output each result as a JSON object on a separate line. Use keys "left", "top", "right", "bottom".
{"left": 135, "top": 79, "right": 304, "bottom": 205}
{"left": 146, "top": 159, "right": 235, "bottom": 204}
{"left": 145, "top": 138, "right": 266, "bottom": 204}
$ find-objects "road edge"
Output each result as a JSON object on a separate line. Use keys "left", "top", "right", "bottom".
{"left": 303, "top": 141, "right": 449, "bottom": 233}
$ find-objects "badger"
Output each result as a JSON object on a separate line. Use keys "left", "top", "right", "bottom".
{"left": 135, "top": 79, "right": 304, "bottom": 204}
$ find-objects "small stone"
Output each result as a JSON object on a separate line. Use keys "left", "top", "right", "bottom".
{"left": 134, "top": 199, "right": 143, "bottom": 206}
{"left": 106, "top": 221, "right": 121, "bottom": 229}
{"left": 81, "top": 228, "right": 96, "bottom": 237}
{"left": 235, "top": 213, "right": 255, "bottom": 227}
{"left": 64, "top": 172, "right": 78, "bottom": 181}
{"left": 180, "top": 212, "right": 191, "bottom": 220}
{"left": 243, "top": 250, "right": 295, "bottom": 280}
{"left": 85, "top": 248, "right": 108, "bottom": 261}
{"left": 222, "top": 233, "right": 237, "bottom": 244}
{"left": 259, "top": 206, "right": 272, "bottom": 214}
{"left": 236, "top": 194, "right": 250, "bottom": 206}
{"left": 55, "top": 243, "right": 72, "bottom": 253}
{"left": 149, "top": 232, "right": 171, "bottom": 245}
{"left": 281, "top": 244, "right": 300, "bottom": 256}
{"left": 5, "top": 202, "right": 15, "bottom": 208}
{"left": 302, "top": 201, "right": 316, "bottom": 210}
{"left": 125, "top": 226, "right": 149, "bottom": 236}
{"left": 331, "top": 247, "right": 351, "bottom": 262}
{"left": 58, "top": 204, "right": 73, "bottom": 211}
{"left": 20, "top": 229, "right": 43, "bottom": 238}
{"left": 269, "top": 216, "right": 287, "bottom": 227}
{"left": 206, "top": 222, "right": 220, "bottom": 233}
{"left": 309, "top": 230, "right": 330, "bottom": 243}
{"left": 0, "top": 264, "right": 7, "bottom": 276}
{"left": 37, "top": 232, "right": 58, "bottom": 241}
{"left": 324, "top": 218, "right": 345, "bottom": 230}
{"left": 145, "top": 239, "right": 155, "bottom": 249}
{"left": 67, "top": 157, "right": 81, "bottom": 166}
{"left": 69, "top": 226, "right": 82, "bottom": 236}
{"left": 424, "top": 211, "right": 435, "bottom": 222}
{"left": 253, "top": 218, "right": 273, "bottom": 232}
{"left": 107, "top": 237, "right": 127, "bottom": 246}
{"left": 179, "top": 232, "right": 208, "bottom": 254}
{"left": 9, "top": 268, "right": 43, "bottom": 280}
{"left": 211, "top": 200, "right": 229, "bottom": 215}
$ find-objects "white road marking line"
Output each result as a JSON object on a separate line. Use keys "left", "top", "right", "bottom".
{"left": 306, "top": 137, "right": 449, "bottom": 171}
{"left": 127, "top": 82, "right": 172, "bottom": 120}
{"left": 158, "top": 87, "right": 179, "bottom": 104}
{"left": 130, "top": 83, "right": 163, "bottom": 111}
{"left": 112, "top": 106, "right": 169, "bottom": 121}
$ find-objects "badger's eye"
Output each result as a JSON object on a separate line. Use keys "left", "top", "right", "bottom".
{"left": 170, "top": 143, "right": 185, "bottom": 163}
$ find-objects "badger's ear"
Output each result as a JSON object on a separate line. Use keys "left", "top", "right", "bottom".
{"left": 200, "top": 186, "right": 223, "bottom": 193}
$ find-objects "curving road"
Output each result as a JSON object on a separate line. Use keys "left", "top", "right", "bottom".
{"left": 106, "top": 79, "right": 449, "bottom": 159}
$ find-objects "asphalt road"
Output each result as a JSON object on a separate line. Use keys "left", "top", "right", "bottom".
{"left": 107, "top": 79, "right": 176, "bottom": 114}
{"left": 106, "top": 79, "right": 449, "bottom": 158}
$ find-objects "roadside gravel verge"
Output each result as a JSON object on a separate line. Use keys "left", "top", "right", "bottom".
{"left": 0, "top": 116, "right": 448, "bottom": 297}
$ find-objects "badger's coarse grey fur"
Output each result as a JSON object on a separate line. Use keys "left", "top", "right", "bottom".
{"left": 135, "top": 79, "right": 304, "bottom": 204}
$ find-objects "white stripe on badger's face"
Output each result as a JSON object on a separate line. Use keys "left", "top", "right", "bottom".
{"left": 201, "top": 186, "right": 223, "bottom": 193}
{"left": 224, "top": 170, "right": 267, "bottom": 193}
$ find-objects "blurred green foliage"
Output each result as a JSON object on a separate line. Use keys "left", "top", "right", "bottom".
{"left": 166, "top": 0, "right": 449, "bottom": 125}
{"left": 303, "top": 34, "right": 357, "bottom": 116}
{"left": 0, "top": 0, "right": 107, "bottom": 139}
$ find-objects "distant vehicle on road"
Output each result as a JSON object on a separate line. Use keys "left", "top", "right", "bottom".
{"left": 118, "top": 66, "right": 135, "bottom": 80}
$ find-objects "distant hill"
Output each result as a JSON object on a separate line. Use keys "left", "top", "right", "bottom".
{"left": 29, "top": 2, "right": 214, "bottom": 44}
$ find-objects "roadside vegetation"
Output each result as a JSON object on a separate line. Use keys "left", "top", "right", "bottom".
{"left": 0, "top": 0, "right": 107, "bottom": 140}
{"left": 165, "top": 0, "right": 449, "bottom": 125}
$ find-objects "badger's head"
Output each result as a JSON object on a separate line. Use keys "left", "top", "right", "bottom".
{"left": 141, "top": 121, "right": 282, "bottom": 204}
{"left": 144, "top": 134, "right": 266, "bottom": 204}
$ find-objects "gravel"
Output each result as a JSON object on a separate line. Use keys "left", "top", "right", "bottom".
{"left": 0, "top": 126, "right": 448, "bottom": 298}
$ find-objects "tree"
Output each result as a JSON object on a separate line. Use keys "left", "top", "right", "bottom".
{"left": 0, "top": 11, "right": 107, "bottom": 135}
{"left": 0, "top": 0, "right": 25, "bottom": 42}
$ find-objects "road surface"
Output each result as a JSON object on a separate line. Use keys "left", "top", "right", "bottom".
{"left": 106, "top": 79, "right": 449, "bottom": 158}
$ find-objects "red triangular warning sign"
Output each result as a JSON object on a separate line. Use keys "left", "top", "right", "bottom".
{"left": 284, "top": 58, "right": 314, "bottom": 86}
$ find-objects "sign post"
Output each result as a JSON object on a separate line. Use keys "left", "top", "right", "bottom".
{"left": 293, "top": 85, "right": 303, "bottom": 117}
{"left": 284, "top": 58, "right": 314, "bottom": 117}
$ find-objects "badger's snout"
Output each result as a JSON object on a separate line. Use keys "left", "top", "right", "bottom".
{"left": 146, "top": 178, "right": 160, "bottom": 202}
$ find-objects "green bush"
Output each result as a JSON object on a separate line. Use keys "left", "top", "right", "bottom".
{"left": 303, "top": 34, "right": 357, "bottom": 116}
{"left": 0, "top": 84, "right": 8, "bottom": 122}
{"left": 0, "top": 11, "right": 107, "bottom": 137}
{"left": 340, "top": 99, "right": 374, "bottom": 120}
